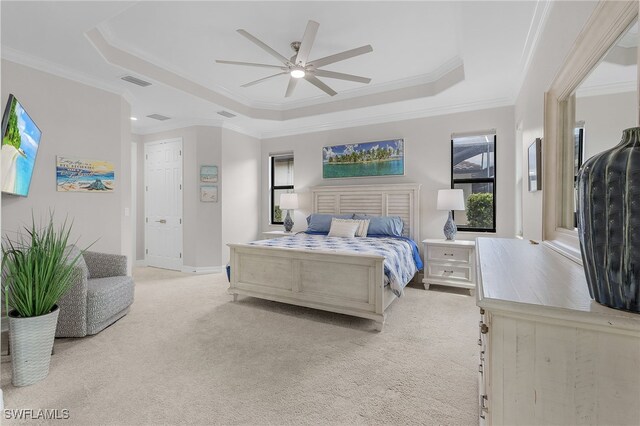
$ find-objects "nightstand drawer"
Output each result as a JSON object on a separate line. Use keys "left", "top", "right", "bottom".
{"left": 427, "top": 246, "right": 472, "bottom": 263}
{"left": 427, "top": 264, "right": 472, "bottom": 282}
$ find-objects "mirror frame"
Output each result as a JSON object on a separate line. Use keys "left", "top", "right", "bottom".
{"left": 543, "top": 1, "right": 639, "bottom": 263}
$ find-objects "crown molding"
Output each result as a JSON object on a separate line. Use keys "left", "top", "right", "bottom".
{"left": 97, "top": 22, "right": 466, "bottom": 113}
{"left": 259, "top": 97, "right": 514, "bottom": 139}
{"left": 268, "top": 56, "right": 465, "bottom": 110}
{"left": 513, "top": 0, "right": 553, "bottom": 102}
{"left": 1, "top": 45, "right": 134, "bottom": 101}
{"left": 96, "top": 22, "right": 258, "bottom": 109}
{"left": 575, "top": 80, "right": 637, "bottom": 98}
{"left": 87, "top": 26, "right": 468, "bottom": 121}
{"left": 222, "top": 122, "right": 261, "bottom": 139}
{"left": 132, "top": 117, "right": 261, "bottom": 139}
{"left": 132, "top": 95, "right": 514, "bottom": 140}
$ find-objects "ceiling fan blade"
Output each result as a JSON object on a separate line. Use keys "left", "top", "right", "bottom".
{"left": 216, "top": 60, "right": 287, "bottom": 70}
{"left": 311, "top": 69, "right": 371, "bottom": 84}
{"left": 304, "top": 75, "right": 337, "bottom": 96}
{"left": 237, "top": 29, "right": 291, "bottom": 65}
{"left": 295, "top": 20, "right": 319, "bottom": 66}
{"left": 307, "top": 45, "right": 373, "bottom": 69}
{"left": 241, "top": 72, "right": 287, "bottom": 88}
{"left": 285, "top": 77, "right": 299, "bottom": 97}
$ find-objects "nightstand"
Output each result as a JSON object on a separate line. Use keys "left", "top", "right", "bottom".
{"left": 422, "top": 239, "right": 476, "bottom": 295}
{"left": 262, "top": 230, "right": 295, "bottom": 239}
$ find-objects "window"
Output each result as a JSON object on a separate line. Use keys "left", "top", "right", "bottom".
{"left": 451, "top": 132, "right": 496, "bottom": 232}
{"left": 270, "top": 154, "right": 294, "bottom": 224}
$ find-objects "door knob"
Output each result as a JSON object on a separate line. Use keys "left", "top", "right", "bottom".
{"left": 156, "top": 219, "right": 167, "bottom": 224}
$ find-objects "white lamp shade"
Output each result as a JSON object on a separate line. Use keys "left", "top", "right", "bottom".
{"left": 437, "top": 189, "right": 465, "bottom": 211}
{"left": 279, "top": 193, "right": 299, "bottom": 210}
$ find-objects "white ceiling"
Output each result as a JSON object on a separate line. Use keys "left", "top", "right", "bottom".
{"left": 1, "top": 1, "right": 548, "bottom": 137}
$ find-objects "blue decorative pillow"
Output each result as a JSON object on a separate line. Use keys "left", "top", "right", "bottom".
{"left": 306, "top": 213, "right": 354, "bottom": 233}
{"left": 353, "top": 215, "right": 404, "bottom": 237}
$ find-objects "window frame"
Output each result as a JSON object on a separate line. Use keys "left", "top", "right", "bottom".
{"left": 450, "top": 134, "right": 497, "bottom": 233}
{"left": 270, "top": 154, "right": 294, "bottom": 225}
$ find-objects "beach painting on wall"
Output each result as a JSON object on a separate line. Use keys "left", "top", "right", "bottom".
{"left": 200, "top": 185, "right": 218, "bottom": 202}
{"left": 322, "top": 139, "right": 404, "bottom": 179}
{"left": 200, "top": 165, "right": 218, "bottom": 183}
{"left": 56, "top": 156, "right": 115, "bottom": 192}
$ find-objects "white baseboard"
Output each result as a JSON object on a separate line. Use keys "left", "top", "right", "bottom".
{"left": 181, "top": 265, "right": 225, "bottom": 274}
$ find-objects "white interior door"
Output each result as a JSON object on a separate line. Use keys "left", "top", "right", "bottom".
{"left": 144, "top": 139, "right": 183, "bottom": 270}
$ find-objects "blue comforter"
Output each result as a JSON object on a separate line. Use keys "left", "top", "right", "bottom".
{"left": 248, "top": 234, "right": 422, "bottom": 297}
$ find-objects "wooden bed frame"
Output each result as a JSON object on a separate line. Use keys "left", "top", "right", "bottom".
{"left": 228, "top": 183, "right": 421, "bottom": 331}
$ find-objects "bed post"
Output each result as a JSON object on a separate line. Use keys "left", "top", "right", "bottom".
{"left": 374, "top": 258, "right": 385, "bottom": 332}
{"left": 374, "top": 318, "right": 385, "bottom": 332}
{"left": 229, "top": 246, "right": 239, "bottom": 302}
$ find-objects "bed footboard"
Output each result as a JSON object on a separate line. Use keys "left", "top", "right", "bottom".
{"left": 228, "top": 244, "right": 389, "bottom": 329}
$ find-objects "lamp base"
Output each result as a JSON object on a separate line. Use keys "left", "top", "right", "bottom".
{"left": 284, "top": 210, "right": 294, "bottom": 233}
{"left": 443, "top": 211, "right": 457, "bottom": 241}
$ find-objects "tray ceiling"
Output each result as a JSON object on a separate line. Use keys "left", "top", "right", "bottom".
{"left": 1, "top": 1, "right": 547, "bottom": 136}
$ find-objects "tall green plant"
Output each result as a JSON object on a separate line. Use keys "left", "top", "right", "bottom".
{"left": 2, "top": 214, "right": 83, "bottom": 318}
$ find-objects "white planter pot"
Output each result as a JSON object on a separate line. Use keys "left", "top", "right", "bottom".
{"left": 9, "top": 305, "right": 60, "bottom": 387}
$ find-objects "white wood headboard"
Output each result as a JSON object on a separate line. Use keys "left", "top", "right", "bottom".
{"left": 310, "top": 183, "right": 422, "bottom": 242}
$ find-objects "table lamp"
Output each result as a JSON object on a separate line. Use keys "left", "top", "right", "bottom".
{"left": 279, "top": 193, "right": 299, "bottom": 233}
{"left": 437, "top": 189, "right": 465, "bottom": 240}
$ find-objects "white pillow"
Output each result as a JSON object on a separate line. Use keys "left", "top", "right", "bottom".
{"left": 354, "top": 219, "right": 370, "bottom": 237}
{"left": 328, "top": 218, "right": 360, "bottom": 238}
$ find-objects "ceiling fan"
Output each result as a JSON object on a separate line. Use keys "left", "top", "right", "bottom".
{"left": 216, "top": 20, "right": 373, "bottom": 97}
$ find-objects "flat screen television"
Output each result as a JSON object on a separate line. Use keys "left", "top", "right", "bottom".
{"left": 1, "top": 94, "right": 42, "bottom": 196}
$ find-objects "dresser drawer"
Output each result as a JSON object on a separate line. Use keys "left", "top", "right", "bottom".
{"left": 427, "top": 264, "right": 472, "bottom": 282}
{"left": 427, "top": 245, "right": 472, "bottom": 263}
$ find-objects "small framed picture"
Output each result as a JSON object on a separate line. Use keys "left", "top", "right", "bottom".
{"left": 200, "top": 185, "right": 218, "bottom": 202}
{"left": 200, "top": 165, "right": 218, "bottom": 183}
{"left": 528, "top": 138, "right": 542, "bottom": 192}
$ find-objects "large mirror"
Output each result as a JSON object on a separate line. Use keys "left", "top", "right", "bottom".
{"left": 543, "top": 2, "right": 638, "bottom": 262}
{"left": 559, "top": 18, "right": 638, "bottom": 230}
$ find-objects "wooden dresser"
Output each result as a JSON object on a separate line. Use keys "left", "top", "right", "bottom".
{"left": 476, "top": 238, "right": 640, "bottom": 425}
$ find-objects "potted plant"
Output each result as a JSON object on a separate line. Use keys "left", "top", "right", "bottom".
{"left": 2, "top": 215, "right": 82, "bottom": 386}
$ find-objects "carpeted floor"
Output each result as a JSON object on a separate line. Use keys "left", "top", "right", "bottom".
{"left": 2, "top": 267, "right": 479, "bottom": 425}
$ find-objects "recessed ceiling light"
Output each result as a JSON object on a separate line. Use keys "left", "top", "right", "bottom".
{"left": 130, "top": 117, "right": 138, "bottom": 121}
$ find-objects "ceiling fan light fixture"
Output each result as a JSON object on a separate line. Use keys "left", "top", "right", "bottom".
{"left": 290, "top": 67, "right": 305, "bottom": 79}
{"left": 218, "top": 20, "right": 373, "bottom": 97}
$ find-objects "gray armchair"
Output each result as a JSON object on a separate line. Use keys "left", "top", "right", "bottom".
{"left": 56, "top": 247, "right": 134, "bottom": 337}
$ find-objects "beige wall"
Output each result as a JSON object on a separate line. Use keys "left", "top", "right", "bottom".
{"left": 514, "top": 1, "right": 598, "bottom": 241}
{"left": 221, "top": 128, "right": 261, "bottom": 264}
{"left": 261, "top": 106, "right": 516, "bottom": 241}
{"left": 137, "top": 125, "right": 260, "bottom": 269}
{"left": 1, "top": 60, "right": 132, "bottom": 260}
